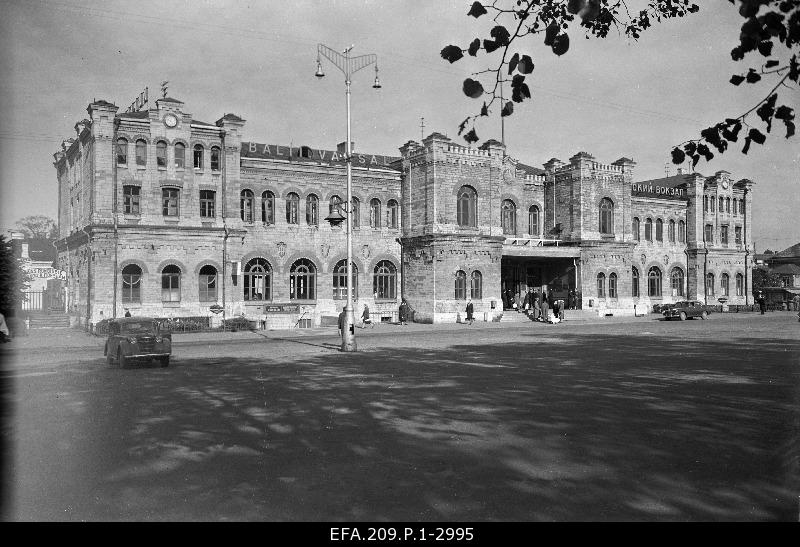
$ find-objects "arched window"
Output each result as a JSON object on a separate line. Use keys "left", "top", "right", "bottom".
{"left": 632, "top": 267, "right": 640, "bottom": 298}
{"left": 454, "top": 270, "right": 467, "bottom": 300}
{"left": 705, "top": 273, "right": 715, "bottom": 296}
{"left": 193, "top": 144, "right": 204, "bottom": 169}
{"left": 116, "top": 138, "right": 128, "bottom": 165}
{"left": 289, "top": 259, "right": 316, "bottom": 300}
{"left": 609, "top": 272, "right": 618, "bottom": 299}
{"left": 719, "top": 196, "right": 724, "bottom": 212}
{"left": 597, "top": 272, "right": 606, "bottom": 298}
{"left": 174, "top": 142, "right": 185, "bottom": 168}
{"left": 599, "top": 198, "right": 614, "bottom": 234}
{"left": 470, "top": 271, "right": 483, "bottom": 300}
{"left": 351, "top": 197, "right": 360, "bottom": 228}
{"left": 121, "top": 264, "right": 141, "bottom": 303}
{"left": 671, "top": 267, "right": 685, "bottom": 297}
{"left": 387, "top": 199, "right": 399, "bottom": 229}
{"left": 286, "top": 192, "right": 299, "bottom": 224}
{"left": 262, "top": 191, "right": 274, "bottom": 224}
{"left": 211, "top": 146, "right": 221, "bottom": 171}
{"left": 374, "top": 260, "right": 397, "bottom": 300}
{"left": 240, "top": 190, "right": 254, "bottom": 222}
{"left": 725, "top": 197, "right": 730, "bottom": 213}
{"left": 678, "top": 220, "right": 686, "bottom": 243}
{"left": 370, "top": 198, "right": 381, "bottom": 228}
{"left": 656, "top": 218, "right": 663, "bottom": 242}
{"left": 645, "top": 218, "right": 653, "bottom": 241}
{"left": 457, "top": 186, "right": 477, "bottom": 228}
{"left": 501, "top": 199, "right": 516, "bottom": 235}
{"left": 733, "top": 198, "right": 738, "bottom": 215}
{"left": 244, "top": 258, "right": 271, "bottom": 301}
{"left": 135, "top": 139, "right": 147, "bottom": 166}
{"left": 306, "top": 194, "right": 319, "bottom": 226}
{"left": 333, "top": 259, "right": 358, "bottom": 300}
{"left": 156, "top": 140, "right": 167, "bottom": 168}
{"left": 668, "top": 219, "right": 676, "bottom": 243}
{"left": 632, "top": 217, "right": 640, "bottom": 241}
{"left": 199, "top": 265, "right": 217, "bottom": 302}
{"left": 721, "top": 273, "right": 730, "bottom": 296}
{"left": 710, "top": 196, "right": 716, "bottom": 213}
{"left": 736, "top": 273, "right": 744, "bottom": 296}
{"left": 648, "top": 267, "right": 662, "bottom": 297}
{"left": 529, "top": 205, "right": 540, "bottom": 236}
{"left": 161, "top": 264, "right": 181, "bottom": 302}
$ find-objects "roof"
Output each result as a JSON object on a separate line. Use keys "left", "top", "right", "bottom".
{"left": 775, "top": 243, "right": 800, "bottom": 259}
{"left": 118, "top": 110, "right": 149, "bottom": 119}
{"left": 770, "top": 263, "right": 800, "bottom": 275}
{"left": 12, "top": 238, "right": 57, "bottom": 262}
{"left": 515, "top": 162, "right": 546, "bottom": 177}
{"left": 218, "top": 113, "right": 245, "bottom": 123}
{"left": 636, "top": 173, "right": 696, "bottom": 189}
{"left": 158, "top": 97, "right": 184, "bottom": 104}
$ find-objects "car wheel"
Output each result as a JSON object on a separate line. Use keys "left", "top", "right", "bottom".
{"left": 118, "top": 349, "right": 128, "bottom": 369}
{"left": 160, "top": 356, "right": 170, "bottom": 367}
{"left": 105, "top": 344, "right": 114, "bottom": 365}
{"left": 701, "top": 311, "right": 708, "bottom": 320}
{"left": 679, "top": 312, "right": 687, "bottom": 321}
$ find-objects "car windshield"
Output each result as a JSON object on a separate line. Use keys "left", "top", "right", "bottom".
{"left": 119, "top": 321, "right": 156, "bottom": 335}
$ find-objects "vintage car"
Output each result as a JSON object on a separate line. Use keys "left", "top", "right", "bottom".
{"left": 104, "top": 317, "right": 171, "bottom": 367}
{"left": 662, "top": 300, "right": 710, "bottom": 321}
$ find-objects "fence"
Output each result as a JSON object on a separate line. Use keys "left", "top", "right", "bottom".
{"left": 652, "top": 302, "right": 788, "bottom": 314}
{"left": 21, "top": 290, "right": 65, "bottom": 312}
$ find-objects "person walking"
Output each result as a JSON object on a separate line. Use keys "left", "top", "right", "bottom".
{"left": 541, "top": 294, "right": 550, "bottom": 323}
{"left": 557, "top": 298, "right": 566, "bottom": 321}
{"left": 758, "top": 291, "right": 767, "bottom": 315}
{"left": 793, "top": 294, "right": 800, "bottom": 312}
{"left": 338, "top": 306, "right": 347, "bottom": 336}
{"left": 465, "top": 299, "right": 474, "bottom": 325}
{"left": 533, "top": 290, "right": 541, "bottom": 321}
{"left": 361, "top": 304, "right": 374, "bottom": 328}
{"left": 399, "top": 299, "right": 409, "bottom": 325}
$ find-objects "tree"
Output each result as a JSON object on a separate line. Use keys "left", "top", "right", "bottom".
{"left": 14, "top": 215, "right": 57, "bottom": 239}
{"left": 441, "top": 1, "right": 798, "bottom": 167}
{"left": 0, "top": 235, "right": 31, "bottom": 316}
{"left": 752, "top": 265, "right": 781, "bottom": 294}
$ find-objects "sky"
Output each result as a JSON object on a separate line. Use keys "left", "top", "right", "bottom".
{"left": 0, "top": 0, "right": 797, "bottom": 252}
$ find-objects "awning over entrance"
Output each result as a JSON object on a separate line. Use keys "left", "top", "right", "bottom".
{"left": 502, "top": 238, "right": 581, "bottom": 258}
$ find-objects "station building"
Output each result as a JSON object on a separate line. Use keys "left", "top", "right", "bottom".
{"left": 53, "top": 97, "right": 755, "bottom": 327}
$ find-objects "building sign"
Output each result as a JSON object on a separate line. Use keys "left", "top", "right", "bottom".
{"left": 264, "top": 304, "right": 301, "bottom": 313}
{"left": 631, "top": 182, "right": 687, "bottom": 200}
{"left": 24, "top": 266, "right": 67, "bottom": 280}
{"left": 242, "top": 142, "right": 400, "bottom": 168}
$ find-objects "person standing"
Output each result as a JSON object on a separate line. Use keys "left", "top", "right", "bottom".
{"left": 338, "top": 306, "right": 347, "bottom": 336}
{"left": 124, "top": 308, "right": 131, "bottom": 317}
{"left": 793, "top": 294, "right": 800, "bottom": 312}
{"left": 399, "top": 299, "right": 409, "bottom": 325}
{"left": 465, "top": 300, "right": 474, "bottom": 325}
{"left": 758, "top": 292, "right": 767, "bottom": 315}
{"left": 361, "top": 304, "right": 374, "bottom": 328}
{"left": 533, "top": 290, "right": 541, "bottom": 321}
{"left": 541, "top": 294, "right": 550, "bottom": 323}
{"left": 557, "top": 298, "right": 566, "bottom": 321}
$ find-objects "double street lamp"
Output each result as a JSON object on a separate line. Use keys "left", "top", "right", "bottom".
{"left": 316, "top": 43, "right": 381, "bottom": 352}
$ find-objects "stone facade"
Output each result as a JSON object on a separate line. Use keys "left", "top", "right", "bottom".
{"left": 54, "top": 97, "right": 756, "bottom": 327}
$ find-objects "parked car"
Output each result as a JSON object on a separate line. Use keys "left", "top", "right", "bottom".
{"left": 104, "top": 317, "right": 171, "bottom": 367}
{"left": 662, "top": 301, "right": 710, "bottom": 321}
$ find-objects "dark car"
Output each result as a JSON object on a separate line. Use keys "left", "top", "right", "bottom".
{"left": 104, "top": 317, "right": 171, "bottom": 367}
{"left": 662, "top": 300, "right": 710, "bottom": 321}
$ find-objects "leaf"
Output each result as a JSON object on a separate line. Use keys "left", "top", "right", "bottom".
{"left": 441, "top": 45, "right": 464, "bottom": 64}
{"left": 458, "top": 118, "right": 469, "bottom": 135}
{"left": 757, "top": 40, "right": 773, "bottom": 57}
{"left": 567, "top": 0, "right": 586, "bottom": 15}
{"left": 544, "top": 22, "right": 559, "bottom": 46}
{"left": 746, "top": 69, "right": 761, "bottom": 83}
{"left": 775, "top": 105, "right": 794, "bottom": 120}
{"left": 765, "top": 59, "right": 779, "bottom": 68}
{"left": 671, "top": 147, "right": 686, "bottom": 165}
{"left": 464, "top": 128, "right": 479, "bottom": 144}
{"left": 480, "top": 102, "right": 489, "bottom": 116}
{"left": 517, "top": 55, "right": 534, "bottom": 74}
{"left": 483, "top": 39, "right": 500, "bottom": 53}
{"left": 730, "top": 74, "right": 746, "bottom": 85}
{"left": 462, "top": 78, "right": 485, "bottom": 99}
{"left": 790, "top": 55, "right": 799, "bottom": 82}
{"left": 467, "top": 38, "right": 481, "bottom": 56}
{"left": 508, "top": 53, "right": 519, "bottom": 75}
{"left": 696, "top": 143, "right": 714, "bottom": 161}
{"left": 580, "top": 0, "right": 601, "bottom": 23}
{"left": 467, "top": 1, "right": 487, "bottom": 18}
{"left": 721, "top": 122, "right": 742, "bottom": 142}
{"left": 501, "top": 101, "right": 514, "bottom": 117}
{"left": 742, "top": 136, "right": 752, "bottom": 155}
{"left": 490, "top": 25, "right": 511, "bottom": 47}
{"left": 551, "top": 33, "right": 570, "bottom": 56}
{"left": 748, "top": 128, "right": 766, "bottom": 145}
{"left": 785, "top": 120, "right": 796, "bottom": 139}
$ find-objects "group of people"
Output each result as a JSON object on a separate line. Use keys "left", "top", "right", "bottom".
{"left": 503, "top": 288, "right": 577, "bottom": 324}
{"left": 338, "top": 300, "right": 414, "bottom": 335}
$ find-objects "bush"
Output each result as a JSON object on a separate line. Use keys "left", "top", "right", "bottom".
{"left": 221, "top": 316, "right": 252, "bottom": 332}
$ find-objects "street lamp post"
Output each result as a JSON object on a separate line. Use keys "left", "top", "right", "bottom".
{"left": 317, "top": 43, "right": 381, "bottom": 352}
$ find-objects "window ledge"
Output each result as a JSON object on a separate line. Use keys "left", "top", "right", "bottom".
{"left": 289, "top": 300, "right": 317, "bottom": 305}
{"left": 164, "top": 218, "right": 180, "bottom": 223}
{"left": 157, "top": 166, "right": 167, "bottom": 171}
{"left": 162, "top": 302, "right": 182, "bottom": 307}
{"left": 136, "top": 165, "right": 147, "bottom": 170}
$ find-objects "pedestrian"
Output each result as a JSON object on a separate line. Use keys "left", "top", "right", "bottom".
{"left": 361, "top": 304, "right": 374, "bottom": 328}
{"left": 793, "top": 294, "right": 800, "bottom": 312}
{"left": 758, "top": 292, "right": 766, "bottom": 315}
{"left": 557, "top": 298, "right": 566, "bottom": 321}
{"left": 568, "top": 289, "right": 576, "bottom": 310}
{"left": 338, "top": 306, "right": 347, "bottom": 336}
{"left": 465, "top": 299, "right": 474, "bottom": 325}
{"left": 124, "top": 308, "right": 131, "bottom": 317}
{"left": 0, "top": 311, "right": 10, "bottom": 343}
{"left": 523, "top": 290, "right": 531, "bottom": 312}
{"left": 533, "top": 290, "right": 541, "bottom": 321}
{"left": 399, "top": 299, "right": 409, "bottom": 325}
{"left": 541, "top": 294, "right": 550, "bottom": 323}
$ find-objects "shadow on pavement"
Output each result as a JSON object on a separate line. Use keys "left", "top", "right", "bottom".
{"left": 7, "top": 331, "right": 800, "bottom": 521}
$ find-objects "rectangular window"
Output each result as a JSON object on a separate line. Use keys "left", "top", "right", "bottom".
{"left": 163, "top": 188, "right": 179, "bottom": 217}
{"left": 199, "top": 273, "right": 217, "bottom": 302}
{"left": 735, "top": 226, "right": 742, "bottom": 245}
{"left": 193, "top": 147, "right": 203, "bottom": 169}
{"left": 721, "top": 225, "right": 729, "bottom": 245}
{"left": 200, "top": 190, "right": 215, "bottom": 218}
{"left": 710, "top": 197, "right": 715, "bottom": 213}
{"left": 211, "top": 148, "right": 220, "bottom": 171}
{"left": 736, "top": 275, "right": 744, "bottom": 296}
{"left": 704, "top": 224, "right": 713, "bottom": 244}
{"left": 156, "top": 143, "right": 167, "bottom": 167}
{"left": 123, "top": 186, "right": 140, "bottom": 215}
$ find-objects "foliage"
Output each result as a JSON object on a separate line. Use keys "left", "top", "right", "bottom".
{"left": 14, "top": 215, "right": 58, "bottom": 239}
{"left": 441, "top": 1, "right": 798, "bottom": 166}
{"left": 752, "top": 266, "right": 782, "bottom": 293}
{"left": 0, "top": 235, "right": 31, "bottom": 315}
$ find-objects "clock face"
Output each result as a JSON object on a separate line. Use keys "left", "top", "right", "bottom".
{"left": 721, "top": 180, "right": 729, "bottom": 189}
{"left": 164, "top": 114, "right": 178, "bottom": 128}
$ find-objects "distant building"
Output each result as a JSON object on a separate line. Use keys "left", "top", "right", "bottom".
{"left": 9, "top": 233, "right": 66, "bottom": 312}
{"left": 53, "top": 97, "right": 756, "bottom": 327}
{"left": 756, "top": 243, "right": 800, "bottom": 305}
